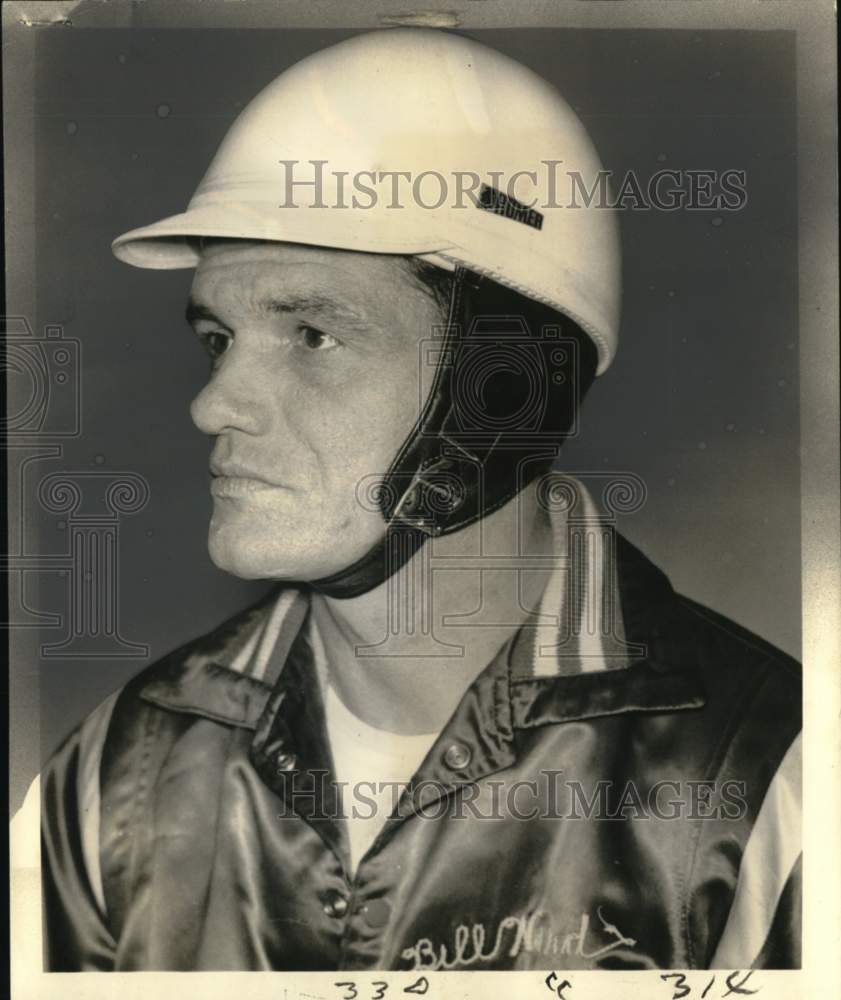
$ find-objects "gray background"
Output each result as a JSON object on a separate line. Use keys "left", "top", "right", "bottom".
{"left": 27, "top": 27, "right": 799, "bottom": 759}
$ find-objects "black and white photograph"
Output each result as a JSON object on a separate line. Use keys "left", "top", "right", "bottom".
{"left": 5, "top": 1, "right": 839, "bottom": 996}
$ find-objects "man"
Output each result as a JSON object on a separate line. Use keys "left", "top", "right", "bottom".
{"left": 42, "top": 28, "right": 800, "bottom": 972}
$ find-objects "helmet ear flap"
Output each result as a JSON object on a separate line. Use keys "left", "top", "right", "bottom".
{"left": 380, "top": 267, "right": 597, "bottom": 534}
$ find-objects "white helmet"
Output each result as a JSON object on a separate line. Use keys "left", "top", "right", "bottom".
{"left": 112, "top": 28, "right": 620, "bottom": 373}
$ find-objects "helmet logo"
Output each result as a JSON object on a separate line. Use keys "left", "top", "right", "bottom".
{"left": 477, "top": 184, "right": 544, "bottom": 231}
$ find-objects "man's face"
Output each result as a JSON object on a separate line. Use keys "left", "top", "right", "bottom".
{"left": 188, "top": 241, "right": 443, "bottom": 580}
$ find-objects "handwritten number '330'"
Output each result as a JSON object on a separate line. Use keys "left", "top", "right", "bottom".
{"left": 335, "top": 978, "right": 429, "bottom": 1000}
{"left": 334, "top": 984, "right": 387, "bottom": 1000}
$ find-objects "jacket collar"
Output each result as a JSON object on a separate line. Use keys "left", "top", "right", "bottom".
{"left": 139, "top": 586, "right": 307, "bottom": 728}
{"left": 509, "top": 532, "right": 707, "bottom": 729}
{"left": 139, "top": 479, "right": 706, "bottom": 732}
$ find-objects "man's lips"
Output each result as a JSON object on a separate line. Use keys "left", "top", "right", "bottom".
{"left": 209, "top": 463, "right": 287, "bottom": 498}
{"left": 210, "top": 476, "right": 281, "bottom": 499}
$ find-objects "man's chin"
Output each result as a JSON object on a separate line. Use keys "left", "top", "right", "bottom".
{"left": 206, "top": 530, "right": 365, "bottom": 583}
{"left": 208, "top": 546, "right": 268, "bottom": 580}
{"left": 207, "top": 534, "right": 297, "bottom": 581}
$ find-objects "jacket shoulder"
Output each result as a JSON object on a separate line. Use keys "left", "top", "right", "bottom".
{"left": 678, "top": 593, "right": 800, "bottom": 677}
{"left": 616, "top": 532, "right": 800, "bottom": 726}
{"left": 43, "top": 586, "right": 281, "bottom": 792}
{"left": 673, "top": 592, "right": 801, "bottom": 728}
{"left": 667, "top": 597, "right": 802, "bottom": 969}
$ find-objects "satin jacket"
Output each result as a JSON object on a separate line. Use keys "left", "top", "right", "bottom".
{"left": 42, "top": 532, "right": 801, "bottom": 972}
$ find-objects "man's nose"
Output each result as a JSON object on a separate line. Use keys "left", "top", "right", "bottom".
{"left": 190, "top": 347, "right": 269, "bottom": 437}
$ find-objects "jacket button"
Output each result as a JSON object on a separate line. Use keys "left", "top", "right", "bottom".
{"left": 275, "top": 751, "right": 297, "bottom": 773}
{"left": 361, "top": 898, "right": 391, "bottom": 929}
{"left": 444, "top": 741, "right": 472, "bottom": 770}
{"left": 323, "top": 891, "right": 348, "bottom": 919}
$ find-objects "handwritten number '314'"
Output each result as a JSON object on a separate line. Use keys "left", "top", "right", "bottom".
{"left": 660, "top": 971, "right": 759, "bottom": 999}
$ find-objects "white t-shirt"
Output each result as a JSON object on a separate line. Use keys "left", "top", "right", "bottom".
{"left": 322, "top": 683, "right": 439, "bottom": 871}
{"left": 311, "top": 624, "right": 440, "bottom": 873}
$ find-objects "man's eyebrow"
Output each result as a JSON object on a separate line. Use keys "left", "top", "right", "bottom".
{"left": 258, "top": 294, "right": 372, "bottom": 331}
{"left": 185, "top": 299, "right": 232, "bottom": 331}
{"left": 185, "top": 295, "right": 375, "bottom": 334}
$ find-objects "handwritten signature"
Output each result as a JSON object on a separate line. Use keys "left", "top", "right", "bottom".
{"left": 400, "top": 906, "right": 637, "bottom": 970}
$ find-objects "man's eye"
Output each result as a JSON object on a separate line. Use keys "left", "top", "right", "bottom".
{"left": 299, "top": 325, "right": 341, "bottom": 351}
{"left": 199, "top": 330, "right": 231, "bottom": 361}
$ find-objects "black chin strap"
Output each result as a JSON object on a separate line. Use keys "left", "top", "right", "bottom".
{"left": 306, "top": 524, "right": 429, "bottom": 600}
{"left": 308, "top": 268, "right": 467, "bottom": 600}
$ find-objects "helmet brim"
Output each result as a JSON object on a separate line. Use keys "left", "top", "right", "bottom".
{"left": 111, "top": 202, "right": 457, "bottom": 269}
